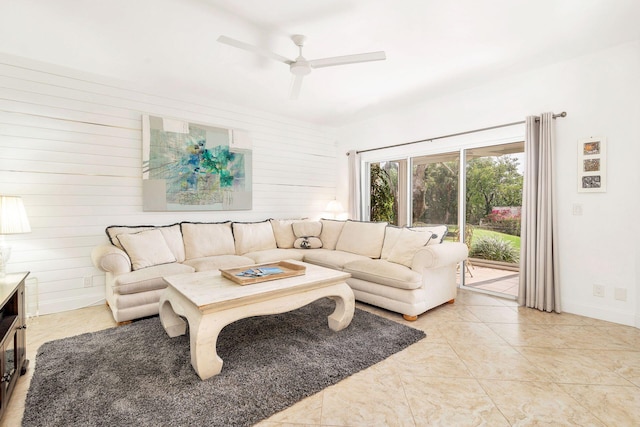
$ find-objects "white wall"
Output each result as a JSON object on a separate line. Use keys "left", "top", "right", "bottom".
{"left": 0, "top": 53, "right": 338, "bottom": 315}
{"left": 337, "top": 40, "right": 640, "bottom": 327}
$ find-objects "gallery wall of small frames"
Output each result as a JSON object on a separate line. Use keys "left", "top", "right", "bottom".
{"left": 577, "top": 137, "right": 606, "bottom": 193}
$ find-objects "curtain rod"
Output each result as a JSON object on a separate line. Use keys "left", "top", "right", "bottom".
{"left": 348, "top": 111, "right": 567, "bottom": 155}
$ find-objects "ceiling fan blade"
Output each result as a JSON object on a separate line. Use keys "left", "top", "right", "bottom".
{"left": 217, "top": 35, "right": 294, "bottom": 65}
{"left": 309, "top": 51, "right": 386, "bottom": 69}
{"left": 289, "top": 75, "right": 304, "bottom": 100}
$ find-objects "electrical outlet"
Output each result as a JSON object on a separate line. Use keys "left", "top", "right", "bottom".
{"left": 83, "top": 276, "right": 92, "bottom": 288}
{"left": 614, "top": 288, "right": 627, "bottom": 301}
{"left": 593, "top": 284, "right": 605, "bottom": 298}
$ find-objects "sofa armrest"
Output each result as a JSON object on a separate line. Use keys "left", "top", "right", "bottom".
{"left": 91, "top": 244, "right": 132, "bottom": 274}
{"left": 411, "top": 242, "right": 468, "bottom": 272}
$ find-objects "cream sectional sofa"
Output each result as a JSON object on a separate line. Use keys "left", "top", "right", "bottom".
{"left": 91, "top": 219, "right": 468, "bottom": 323}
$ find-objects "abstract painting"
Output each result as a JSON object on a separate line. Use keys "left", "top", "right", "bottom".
{"left": 142, "top": 115, "right": 252, "bottom": 211}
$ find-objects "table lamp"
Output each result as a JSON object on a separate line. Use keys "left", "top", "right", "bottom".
{"left": 325, "top": 199, "right": 345, "bottom": 219}
{"left": 0, "top": 195, "right": 31, "bottom": 278}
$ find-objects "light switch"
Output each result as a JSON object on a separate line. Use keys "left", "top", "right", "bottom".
{"left": 572, "top": 204, "right": 583, "bottom": 215}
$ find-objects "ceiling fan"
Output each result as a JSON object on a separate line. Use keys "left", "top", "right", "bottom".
{"left": 217, "top": 34, "right": 386, "bottom": 99}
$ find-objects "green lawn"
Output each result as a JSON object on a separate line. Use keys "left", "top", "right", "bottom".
{"left": 472, "top": 228, "right": 520, "bottom": 249}
{"left": 444, "top": 226, "right": 521, "bottom": 249}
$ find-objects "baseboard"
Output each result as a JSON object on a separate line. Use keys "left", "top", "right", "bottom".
{"left": 36, "top": 296, "right": 106, "bottom": 317}
{"left": 562, "top": 301, "right": 637, "bottom": 327}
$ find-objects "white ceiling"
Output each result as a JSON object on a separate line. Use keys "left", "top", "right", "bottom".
{"left": 1, "top": 0, "right": 639, "bottom": 126}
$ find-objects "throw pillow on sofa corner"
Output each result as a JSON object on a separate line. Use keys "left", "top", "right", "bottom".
{"left": 117, "top": 228, "right": 177, "bottom": 270}
{"left": 106, "top": 223, "right": 186, "bottom": 262}
{"left": 386, "top": 228, "right": 435, "bottom": 268}
{"left": 410, "top": 224, "right": 448, "bottom": 245}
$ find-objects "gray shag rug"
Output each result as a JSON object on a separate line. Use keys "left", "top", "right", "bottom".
{"left": 23, "top": 298, "right": 425, "bottom": 427}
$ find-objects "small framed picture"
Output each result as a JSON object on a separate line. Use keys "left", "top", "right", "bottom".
{"left": 577, "top": 137, "right": 606, "bottom": 192}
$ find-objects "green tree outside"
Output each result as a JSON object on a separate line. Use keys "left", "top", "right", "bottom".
{"left": 370, "top": 163, "right": 397, "bottom": 224}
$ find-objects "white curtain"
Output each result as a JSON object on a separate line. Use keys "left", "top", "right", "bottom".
{"left": 347, "top": 150, "right": 361, "bottom": 220}
{"left": 518, "top": 112, "right": 561, "bottom": 312}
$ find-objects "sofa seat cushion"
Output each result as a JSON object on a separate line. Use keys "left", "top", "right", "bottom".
{"left": 182, "top": 255, "right": 255, "bottom": 272}
{"left": 347, "top": 278, "right": 425, "bottom": 305}
{"left": 113, "top": 263, "right": 195, "bottom": 295}
{"left": 302, "top": 249, "right": 369, "bottom": 270}
{"left": 244, "top": 249, "right": 304, "bottom": 264}
{"left": 343, "top": 259, "right": 422, "bottom": 290}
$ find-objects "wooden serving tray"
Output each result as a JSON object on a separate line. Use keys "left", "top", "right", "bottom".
{"left": 220, "top": 261, "right": 306, "bottom": 285}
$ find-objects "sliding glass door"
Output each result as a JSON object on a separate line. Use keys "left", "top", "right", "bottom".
{"left": 364, "top": 140, "right": 524, "bottom": 299}
{"left": 461, "top": 142, "right": 523, "bottom": 296}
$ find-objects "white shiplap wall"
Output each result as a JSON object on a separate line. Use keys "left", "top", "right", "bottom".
{"left": 0, "top": 54, "right": 338, "bottom": 315}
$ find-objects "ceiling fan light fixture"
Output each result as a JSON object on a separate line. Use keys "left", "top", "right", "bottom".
{"left": 290, "top": 60, "right": 311, "bottom": 76}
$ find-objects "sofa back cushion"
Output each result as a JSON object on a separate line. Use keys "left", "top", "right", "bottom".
{"left": 335, "top": 220, "right": 388, "bottom": 258}
{"left": 117, "top": 229, "right": 177, "bottom": 270}
{"left": 381, "top": 226, "right": 402, "bottom": 259}
{"left": 319, "top": 219, "right": 345, "bottom": 250}
{"left": 106, "top": 223, "right": 185, "bottom": 262}
{"left": 233, "top": 221, "right": 278, "bottom": 255}
{"left": 269, "top": 219, "right": 298, "bottom": 249}
{"left": 181, "top": 222, "right": 235, "bottom": 259}
{"left": 292, "top": 221, "right": 322, "bottom": 238}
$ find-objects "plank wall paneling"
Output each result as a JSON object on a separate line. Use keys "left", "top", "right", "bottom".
{"left": 0, "top": 54, "right": 338, "bottom": 315}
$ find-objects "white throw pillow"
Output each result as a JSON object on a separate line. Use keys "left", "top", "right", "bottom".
{"left": 117, "top": 229, "right": 176, "bottom": 271}
{"left": 233, "top": 221, "right": 278, "bottom": 255}
{"left": 335, "top": 220, "right": 388, "bottom": 258}
{"left": 410, "top": 225, "right": 448, "bottom": 245}
{"left": 269, "top": 219, "right": 298, "bottom": 249}
{"left": 106, "top": 224, "right": 185, "bottom": 262}
{"left": 387, "top": 228, "right": 435, "bottom": 267}
{"left": 181, "top": 222, "right": 236, "bottom": 259}
{"left": 319, "top": 219, "right": 345, "bottom": 250}
{"left": 107, "top": 225, "right": 154, "bottom": 250}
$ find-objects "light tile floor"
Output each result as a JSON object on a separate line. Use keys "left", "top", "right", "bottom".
{"left": 3, "top": 290, "right": 640, "bottom": 426}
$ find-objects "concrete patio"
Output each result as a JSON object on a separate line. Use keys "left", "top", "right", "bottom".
{"left": 458, "top": 263, "right": 519, "bottom": 298}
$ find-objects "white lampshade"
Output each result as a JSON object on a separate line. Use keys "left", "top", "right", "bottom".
{"left": 325, "top": 200, "right": 344, "bottom": 214}
{"left": 0, "top": 196, "right": 31, "bottom": 234}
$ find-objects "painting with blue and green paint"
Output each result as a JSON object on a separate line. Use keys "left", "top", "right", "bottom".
{"left": 143, "top": 115, "right": 252, "bottom": 211}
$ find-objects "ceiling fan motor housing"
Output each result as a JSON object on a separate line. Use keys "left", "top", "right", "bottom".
{"left": 290, "top": 59, "right": 311, "bottom": 76}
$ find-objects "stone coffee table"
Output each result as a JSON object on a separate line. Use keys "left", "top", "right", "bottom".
{"left": 159, "top": 261, "right": 355, "bottom": 380}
